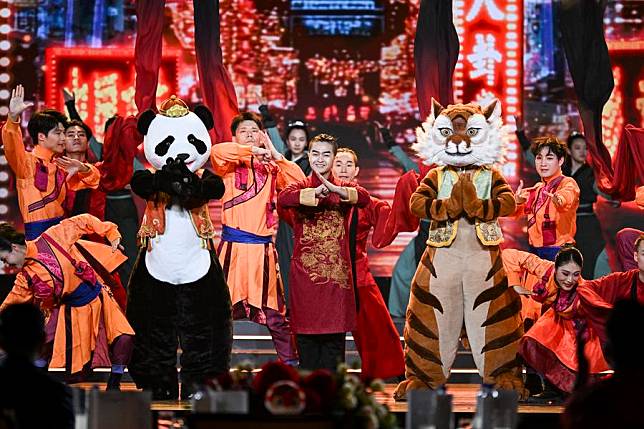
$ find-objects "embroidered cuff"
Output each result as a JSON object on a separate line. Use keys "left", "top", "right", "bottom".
{"left": 299, "top": 188, "right": 318, "bottom": 206}
{"left": 340, "top": 187, "right": 358, "bottom": 204}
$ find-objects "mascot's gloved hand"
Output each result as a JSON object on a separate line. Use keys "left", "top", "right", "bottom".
{"left": 444, "top": 178, "right": 465, "bottom": 219}
{"left": 461, "top": 175, "right": 484, "bottom": 218}
{"left": 162, "top": 157, "right": 200, "bottom": 198}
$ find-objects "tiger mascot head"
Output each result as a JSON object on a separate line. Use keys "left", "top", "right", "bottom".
{"left": 413, "top": 98, "right": 509, "bottom": 168}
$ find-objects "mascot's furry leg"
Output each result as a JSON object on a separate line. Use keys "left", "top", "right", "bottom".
{"left": 394, "top": 223, "right": 527, "bottom": 400}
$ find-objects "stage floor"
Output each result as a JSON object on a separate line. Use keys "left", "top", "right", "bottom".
{"left": 71, "top": 382, "right": 564, "bottom": 415}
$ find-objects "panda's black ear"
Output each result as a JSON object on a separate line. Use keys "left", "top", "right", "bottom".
{"left": 194, "top": 105, "right": 214, "bottom": 131}
{"left": 137, "top": 110, "right": 157, "bottom": 136}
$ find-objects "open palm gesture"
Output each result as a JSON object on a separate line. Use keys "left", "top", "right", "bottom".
{"left": 9, "top": 85, "right": 34, "bottom": 121}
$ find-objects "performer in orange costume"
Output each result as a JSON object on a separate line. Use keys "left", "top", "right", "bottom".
{"left": 514, "top": 136, "right": 580, "bottom": 323}
{"left": 211, "top": 112, "right": 305, "bottom": 364}
{"left": 514, "top": 136, "right": 580, "bottom": 257}
{"left": 0, "top": 214, "right": 134, "bottom": 390}
{"left": 332, "top": 148, "right": 404, "bottom": 379}
{"left": 502, "top": 247, "right": 612, "bottom": 397}
{"left": 2, "top": 85, "right": 100, "bottom": 240}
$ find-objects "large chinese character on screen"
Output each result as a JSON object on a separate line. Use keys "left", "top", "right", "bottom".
{"left": 45, "top": 47, "right": 180, "bottom": 140}
{"left": 454, "top": 0, "right": 522, "bottom": 180}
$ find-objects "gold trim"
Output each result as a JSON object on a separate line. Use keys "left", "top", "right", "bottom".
{"left": 299, "top": 188, "right": 318, "bottom": 206}
{"left": 341, "top": 187, "right": 358, "bottom": 204}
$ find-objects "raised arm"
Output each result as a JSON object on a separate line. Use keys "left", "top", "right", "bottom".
{"left": 3, "top": 85, "right": 35, "bottom": 179}
{"left": 551, "top": 178, "right": 580, "bottom": 212}
{"left": 45, "top": 214, "right": 121, "bottom": 249}
{"left": 277, "top": 180, "right": 309, "bottom": 208}
{"left": 66, "top": 161, "right": 100, "bottom": 191}
{"left": 275, "top": 158, "right": 306, "bottom": 191}
{"left": 368, "top": 198, "right": 394, "bottom": 247}
{"left": 501, "top": 248, "right": 557, "bottom": 302}
{"left": 210, "top": 142, "right": 253, "bottom": 176}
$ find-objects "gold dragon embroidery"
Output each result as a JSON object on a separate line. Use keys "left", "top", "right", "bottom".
{"left": 299, "top": 209, "right": 350, "bottom": 287}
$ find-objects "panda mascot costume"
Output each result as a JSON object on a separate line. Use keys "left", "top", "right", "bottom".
{"left": 127, "top": 96, "right": 232, "bottom": 400}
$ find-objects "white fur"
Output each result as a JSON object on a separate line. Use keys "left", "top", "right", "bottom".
{"left": 412, "top": 99, "right": 508, "bottom": 168}
{"left": 141, "top": 111, "right": 213, "bottom": 284}
{"left": 143, "top": 112, "right": 212, "bottom": 172}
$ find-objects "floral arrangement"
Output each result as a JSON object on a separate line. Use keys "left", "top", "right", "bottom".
{"left": 205, "top": 361, "right": 399, "bottom": 429}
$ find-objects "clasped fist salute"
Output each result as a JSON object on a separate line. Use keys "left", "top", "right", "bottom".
{"left": 313, "top": 169, "right": 349, "bottom": 200}
{"left": 8, "top": 84, "right": 34, "bottom": 121}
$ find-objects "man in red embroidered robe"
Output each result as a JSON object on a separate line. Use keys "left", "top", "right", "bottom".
{"left": 278, "top": 134, "right": 370, "bottom": 371}
{"left": 332, "top": 148, "right": 404, "bottom": 379}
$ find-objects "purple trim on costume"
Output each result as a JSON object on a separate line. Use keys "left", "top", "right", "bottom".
{"left": 28, "top": 167, "right": 66, "bottom": 213}
{"left": 223, "top": 163, "right": 269, "bottom": 210}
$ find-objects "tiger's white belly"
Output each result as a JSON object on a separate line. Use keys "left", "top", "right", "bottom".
{"left": 145, "top": 205, "right": 210, "bottom": 285}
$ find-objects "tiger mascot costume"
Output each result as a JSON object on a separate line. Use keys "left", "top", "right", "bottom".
{"left": 394, "top": 98, "right": 527, "bottom": 400}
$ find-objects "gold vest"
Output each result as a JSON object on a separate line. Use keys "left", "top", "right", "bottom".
{"left": 427, "top": 166, "right": 505, "bottom": 247}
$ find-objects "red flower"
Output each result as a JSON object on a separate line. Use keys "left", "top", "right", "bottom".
{"left": 252, "top": 361, "right": 301, "bottom": 397}
{"left": 301, "top": 369, "right": 337, "bottom": 412}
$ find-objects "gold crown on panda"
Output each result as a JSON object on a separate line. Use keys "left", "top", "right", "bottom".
{"left": 159, "top": 95, "right": 189, "bottom": 118}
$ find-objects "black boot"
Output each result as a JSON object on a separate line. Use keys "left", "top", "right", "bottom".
{"left": 106, "top": 372, "right": 122, "bottom": 391}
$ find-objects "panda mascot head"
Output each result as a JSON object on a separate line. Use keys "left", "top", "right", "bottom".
{"left": 137, "top": 95, "right": 214, "bottom": 172}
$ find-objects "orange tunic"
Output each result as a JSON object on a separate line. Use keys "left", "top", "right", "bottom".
{"left": 210, "top": 143, "right": 306, "bottom": 312}
{"left": 0, "top": 214, "right": 134, "bottom": 373}
{"left": 502, "top": 249, "right": 611, "bottom": 392}
{"left": 514, "top": 173, "right": 580, "bottom": 247}
{"left": 2, "top": 118, "right": 100, "bottom": 224}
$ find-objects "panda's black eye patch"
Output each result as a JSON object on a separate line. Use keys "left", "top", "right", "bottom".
{"left": 155, "top": 136, "right": 175, "bottom": 156}
{"left": 188, "top": 134, "right": 207, "bottom": 155}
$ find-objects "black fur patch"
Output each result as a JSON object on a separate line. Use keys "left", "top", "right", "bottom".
{"left": 194, "top": 105, "right": 214, "bottom": 130}
{"left": 188, "top": 134, "right": 208, "bottom": 154}
{"left": 137, "top": 109, "right": 157, "bottom": 135}
{"left": 154, "top": 136, "right": 175, "bottom": 156}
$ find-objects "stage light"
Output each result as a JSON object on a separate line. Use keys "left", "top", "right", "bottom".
{"left": 0, "top": 24, "right": 10, "bottom": 35}
{"left": 0, "top": 172, "right": 8, "bottom": 182}
{"left": 0, "top": 8, "right": 10, "bottom": 18}
{"left": 0, "top": 106, "right": 7, "bottom": 116}
{"left": 0, "top": 205, "right": 8, "bottom": 215}
{"left": 0, "top": 188, "right": 8, "bottom": 198}
{"left": 0, "top": 41, "right": 10, "bottom": 51}
{"left": 0, "top": 156, "right": 5, "bottom": 165}
{"left": 0, "top": 57, "right": 9, "bottom": 67}
{"left": 0, "top": 73, "right": 10, "bottom": 83}
{"left": 0, "top": 89, "right": 9, "bottom": 99}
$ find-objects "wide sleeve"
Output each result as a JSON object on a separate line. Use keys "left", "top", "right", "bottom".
{"left": 277, "top": 179, "right": 311, "bottom": 208}
{"left": 0, "top": 272, "right": 34, "bottom": 311}
{"left": 553, "top": 178, "right": 580, "bottom": 212}
{"left": 99, "top": 115, "right": 143, "bottom": 192}
{"left": 275, "top": 158, "right": 306, "bottom": 191}
{"left": 501, "top": 248, "right": 557, "bottom": 302}
{"left": 369, "top": 198, "right": 393, "bottom": 248}
{"left": 462, "top": 168, "right": 517, "bottom": 220}
{"left": 582, "top": 271, "right": 632, "bottom": 304}
{"left": 1, "top": 117, "right": 31, "bottom": 179}
{"left": 344, "top": 183, "right": 370, "bottom": 208}
{"left": 67, "top": 162, "right": 100, "bottom": 191}
{"left": 371, "top": 170, "right": 421, "bottom": 248}
{"left": 210, "top": 142, "right": 253, "bottom": 176}
{"left": 45, "top": 213, "right": 121, "bottom": 246}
